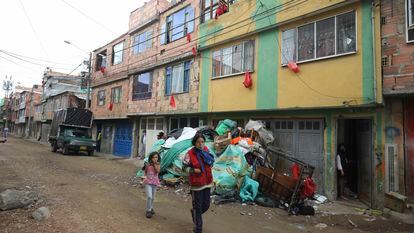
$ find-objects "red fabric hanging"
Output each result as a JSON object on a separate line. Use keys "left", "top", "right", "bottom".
{"left": 100, "top": 66, "right": 106, "bottom": 74}
{"left": 108, "top": 102, "right": 113, "bottom": 111}
{"left": 243, "top": 70, "right": 253, "bottom": 88}
{"left": 301, "top": 177, "right": 316, "bottom": 198}
{"left": 170, "top": 95, "right": 176, "bottom": 108}
{"left": 288, "top": 61, "right": 299, "bottom": 73}
{"left": 187, "top": 33, "right": 191, "bottom": 42}
{"left": 192, "top": 47, "right": 197, "bottom": 56}
{"left": 291, "top": 163, "right": 300, "bottom": 180}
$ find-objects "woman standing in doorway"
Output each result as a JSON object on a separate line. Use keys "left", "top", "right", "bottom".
{"left": 184, "top": 133, "right": 215, "bottom": 233}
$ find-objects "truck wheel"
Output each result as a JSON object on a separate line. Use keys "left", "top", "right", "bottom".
{"left": 62, "top": 145, "right": 70, "bottom": 155}
{"left": 88, "top": 151, "right": 94, "bottom": 156}
{"left": 51, "top": 142, "right": 58, "bottom": 152}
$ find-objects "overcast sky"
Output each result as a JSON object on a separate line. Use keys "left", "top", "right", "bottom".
{"left": 0, "top": 0, "right": 146, "bottom": 96}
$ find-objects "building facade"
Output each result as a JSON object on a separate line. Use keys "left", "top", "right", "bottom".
{"left": 197, "top": 0, "right": 384, "bottom": 207}
{"left": 381, "top": 0, "right": 414, "bottom": 202}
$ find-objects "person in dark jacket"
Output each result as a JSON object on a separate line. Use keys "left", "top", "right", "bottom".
{"left": 337, "top": 144, "right": 349, "bottom": 199}
{"left": 184, "top": 133, "right": 215, "bottom": 233}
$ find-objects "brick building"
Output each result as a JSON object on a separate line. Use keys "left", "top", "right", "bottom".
{"left": 381, "top": 0, "right": 414, "bottom": 201}
{"left": 91, "top": 0, "right": 202, "bottom": 158}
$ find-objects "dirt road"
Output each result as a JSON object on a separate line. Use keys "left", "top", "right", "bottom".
{"left": 0, "top": 137, "right": 413, "bottom": 233}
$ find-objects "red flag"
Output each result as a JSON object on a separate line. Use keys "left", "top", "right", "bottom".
{"left": 192, "top": 47, "right": 197, "bottom": 56}
{"left": 100, "top": 66, "right": 106, "bottom": 74}
{"left": 288, "top": 61, "right": 300, "bottom": 73}
{"left": 243, "top": 70, "right": 253, "bottom": 88}
{"left": 187, "top": 33, "right": 191, "bottom": 42}
{"left": 108, "top": 102, "right": 113, "bottom": 111}
{"left": 170, "top": 95, "right": 176, "bottom": 108}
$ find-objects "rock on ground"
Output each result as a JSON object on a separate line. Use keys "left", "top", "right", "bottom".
{"left": 32, "top": 207, "right": 51, "bottom": 221}
{"left": 0, "top": 189, "right": 38, "bottom": 211}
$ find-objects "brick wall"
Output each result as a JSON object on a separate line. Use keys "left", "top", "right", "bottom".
{"left": 382, "top": 0, "right": 414, "bottom": 95}
{"left": 91, "top": 79, "right": 130, "bottom": 119}
{"left": 128, "top": 0, "right": 170, "bottom": 31}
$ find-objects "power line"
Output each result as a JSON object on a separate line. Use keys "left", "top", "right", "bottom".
{"left": 0, "top": 50, "right": 76, "bottom": 71}
{"left": 60, "top": 0, "right": 117, "bottom": 35}
{"left": 0, "top": 49, "right": 73, "bottom": 66}
{"left": 18, "top": 0, "right": 49, "bottom": 58}
{"left": 0, "top": 54, "right": 38, "bottom": 72}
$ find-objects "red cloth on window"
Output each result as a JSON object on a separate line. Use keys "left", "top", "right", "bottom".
{"left": 170, "top": 95, "right": 176, "bottom": 108}
{"left": 243, "top": 70, "right": 252, "bottom": 88}
{"left": 108, "top": 102, "right": 113, "bottom": 111}
{"left": 100, "top": 67, "right": 106, "bottom": 74}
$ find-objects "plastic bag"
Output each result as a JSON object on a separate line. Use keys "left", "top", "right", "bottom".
{"left": 239, "top": 176, "right": 259, "bottom": 202}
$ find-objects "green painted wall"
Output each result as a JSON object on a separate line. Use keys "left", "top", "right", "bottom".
{"left": 254, "top": 0, "right": 279, "bottom": 30}
{"left": 200, "top": 49, "right": 211, "bottom": 112}
{"left": 257, "top": 30, "right": 278, "bottom": 109}
{"left": 362, "top": 0, "right": 374, "bottom": 104}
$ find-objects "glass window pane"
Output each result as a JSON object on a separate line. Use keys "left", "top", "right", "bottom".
{"left": 316, "top": 17, "right": 335, "bottom": 58}
{"left": 281, "top": 29, "right": 296, "bottom": 64}
{"left": 179, "top": 118, "right": 188, "bottom": 128}
{"left": 171, "top": 63, "right": 184, "bottom": 93}
{"left": 156, "top": 118, "right": 164, "bottom": 130}
{"left": 337, "top": 11, "right": 356, "bottom": 54}
{"left": 313, "top": 121, "right": 320, "bottom": 130}
{"left": 288, "top": 121, "right": 293, "bottom": 129}
{"left": 232, "top": 44, "right": 242, "bottom": 73}
{"left": 190, "top": 117, "right": 199, "bottom": 128}
{"left": 172, "top": 9, "right": 185, "bottom": 41}
{"left": 275, "top": 121, "right": 281, "bottom": 129}
{"left": 298, "top": 23, "right": 315, "bottom": 61}
{"left": 281, "top": 121, "right": 287, "bottom": 129}
{"left": 299, "top": 121, "right": 305, "bottom": 130}
{"left": 221, "top": 47, "right": 232, "bottom": 75}
{"left": 306, "top": 121, "right": 312, "bottom": 130}
{"left": 148, "top": 118, "right": 155, "bottom": 129}
{"left": 212, "top": 50, "right": 221, "bottom": 77}
{"left": 170, "top": 118, "right": 179, "bottom": 130}
{"left": 244, "top": 41, "right": 255, "bottom": 71}
{"left": 113, "top": 42, "right": 124, "bottom": 64}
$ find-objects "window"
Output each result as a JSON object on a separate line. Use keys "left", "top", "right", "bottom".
{"left": 169, "top": 117, "right": 199, "bottom": 131}
{"left": 133, "top": 72, "right": 152, "bottom": 100}
{"left": 112, "top": 42, "right": 124, "bottom": 65}
{"left": 408, "top": 0, "right": 414, "bottom": 27}
{"left": 212, "top": 40, "right": 255, "bottom": 78}
{"left": 161, "top": 6, "right": 194, "bottom": 44}
{"left": 97, "top": 90, "right": 105, "bottom": 106}
{"left": 202, "top": 0, "right": 219, "bottom": 22}
{"left": 165, "top": 61, "right": 191, "bottom": 95}
{"left": 133, "top": 30, "right": 153, "bottom": 54}
{"left": 407, "top": 0, "right": 414, "bottom": 42}
{"left": 111, "top": 86, "right": 122, "bottom": 103}
{"left": 281, "top": 11, "right": 356, "bottom": 64}
{"left": 95, "top": 50, "right": 107, "bottom": 70}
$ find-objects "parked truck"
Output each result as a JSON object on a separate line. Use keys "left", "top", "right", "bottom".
{"left": 49, "top": 107, "right": 96, "bottom": 156}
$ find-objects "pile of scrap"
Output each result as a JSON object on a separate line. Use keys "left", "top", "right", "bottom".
{"left": 140, "top": 119, "right": 319, "bottom": 214}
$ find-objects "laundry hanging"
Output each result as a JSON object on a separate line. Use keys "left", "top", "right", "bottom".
{"left": 288, "top": 61, "right": 299, "bottom": 73}
{"left": 100, "top": 67, "right": 106, "bottom": 74}
{"left": 170, "top": 95, "right": 176, "bottom": 108}
{"left": 108, "top": 102, "right": 113, "bottom": 111}
{"left": 243, "top": 70, "right": 252, "bottom": 88}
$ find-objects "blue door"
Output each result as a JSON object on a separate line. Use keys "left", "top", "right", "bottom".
{"left": 113, "top": 122, "right": 133, "bottom": 157}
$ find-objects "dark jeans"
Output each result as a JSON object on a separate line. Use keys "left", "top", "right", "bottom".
{"left": 96, "top": 141, "right": 101, "bottom": 152}
{"left": 191, "top": 188, "right": 211, "bottom": 233}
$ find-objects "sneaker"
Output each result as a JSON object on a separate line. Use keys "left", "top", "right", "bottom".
{"left": 150, "top": 209, "right": 155, "bottom": 215}
{"left": 146, "top": 211, "right": 152, "bottom": 218}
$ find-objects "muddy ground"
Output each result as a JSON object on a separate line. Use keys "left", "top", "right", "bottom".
{"left": 1, "top": 137, "right": 413, "bottom": 233}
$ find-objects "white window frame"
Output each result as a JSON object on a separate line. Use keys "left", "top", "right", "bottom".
{"left": 111, "top": 86, "right": 122, "bottom": 104}
{"left": 281, "top": 10, "right": 357, "bottom": 66}
{"left": 212, "top": 40, "right": 255, "bottom": 79}
{"left": 112, "top": 41, "right": 124, "bottom": 65}
{"left": 133, "top": 30, "right": 153, "bottom": 55}
{"left": 97, "top": 90, "right": 105, "bottom": 106}
{"left": 406, "top": 0, "right": 414, "bottom": 43}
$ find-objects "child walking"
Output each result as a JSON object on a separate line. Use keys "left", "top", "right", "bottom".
{"left": 143, "top": 151, "right": 161, "bottom": 218}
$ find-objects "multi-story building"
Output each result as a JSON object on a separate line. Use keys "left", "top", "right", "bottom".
{"left": 381, "top": 0, "right": 414, "bottom": 202}
{"left": 91, "top": 0, "right": 202, "bottom": 157}
{"left": 197, "top": 0, "right": 384, "bottom": 207}
{"left": 38, "top": 69, "right": 86, "bottom": 142}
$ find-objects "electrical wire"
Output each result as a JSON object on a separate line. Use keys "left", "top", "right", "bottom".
{"left": 0, "top": 49, "right": 74, "bottom": 66}
{"left": 18, "top": 0, "right": 49, "bottom": 58}
{"left": 0, "top": 54, "right": 38, "bottom": 72}
{"left": 60, "top": 0, "right": 117, "bottom": 35}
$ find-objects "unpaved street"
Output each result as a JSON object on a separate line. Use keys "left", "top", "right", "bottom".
{"left": 0, "top": 137, "right": 413, "bottom": 233}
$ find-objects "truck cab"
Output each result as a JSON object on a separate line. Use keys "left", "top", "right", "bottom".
{"left": 51, "top": 126, "right": 96, "bottom": 156}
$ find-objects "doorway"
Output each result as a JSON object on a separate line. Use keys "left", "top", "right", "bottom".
{"left": 336, "top": 118, "right": 373, "bottom": 206}
{"left": 101, "top": 125, "right": 113, "bottom": 154}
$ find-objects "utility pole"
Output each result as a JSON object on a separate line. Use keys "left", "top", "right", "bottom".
{"left": 86, "top": 52, "right": 92, "bottom": 109}
{"left": 2, "top": 75, "right": 13, "bottom": 129}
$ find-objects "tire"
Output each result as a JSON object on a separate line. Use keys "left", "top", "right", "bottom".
{"left": 51, "top": 142, "right": 58, "bottom": 152}
{"left": 62, "top": 145, "right": 70, "bottom": 155}
{"left": 88, "top": 150, "right": 94, "bottom": 156}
